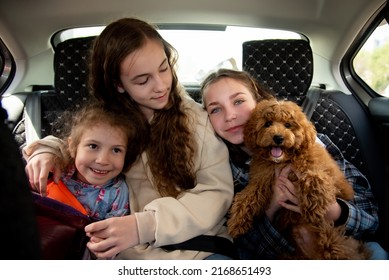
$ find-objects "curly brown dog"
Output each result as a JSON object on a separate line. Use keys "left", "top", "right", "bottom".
{"left": 227, "top": 98, "right": 370, "bottom": 259}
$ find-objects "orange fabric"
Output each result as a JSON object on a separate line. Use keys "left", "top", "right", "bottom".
{"left": 46, "top": 180, "right": 88, "bottom": 215}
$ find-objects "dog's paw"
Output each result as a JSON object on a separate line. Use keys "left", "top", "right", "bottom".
{"left": 298, "top": 175, "right": 335, "bottom": 224}
{"left": 227, "top": 201, "right": 256, "bottom": 237}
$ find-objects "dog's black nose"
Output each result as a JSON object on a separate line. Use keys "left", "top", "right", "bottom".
{"left": 273, "top": 135, "right": 284, "bottom": 145}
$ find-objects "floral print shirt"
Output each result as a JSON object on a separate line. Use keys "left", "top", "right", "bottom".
{"left": 61, "top": 166, "right": 129, "bottom": 220}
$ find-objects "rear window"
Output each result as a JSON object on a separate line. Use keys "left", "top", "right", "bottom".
{"left": 52, "top": 25, "right": 302, "bottom": 86}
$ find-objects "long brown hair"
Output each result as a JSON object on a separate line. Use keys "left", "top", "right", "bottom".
{"left": 89, "top": 17, "right": 195, "bottom": 197}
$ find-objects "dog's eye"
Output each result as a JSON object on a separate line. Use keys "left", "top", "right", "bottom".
{"left": 265, "top": 121, "right": 272, "bottom": 127}
{"left": 285, "top": 122, "right": 291, "bottom": 128}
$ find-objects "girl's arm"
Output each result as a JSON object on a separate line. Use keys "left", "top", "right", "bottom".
{"left": 23, "top": 135, "right": 68, "bottom": 195}
{"left": 318, "top": 133, "right": 379, "bottom": 238}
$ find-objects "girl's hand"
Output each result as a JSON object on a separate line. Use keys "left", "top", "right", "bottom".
{"left": 85, "top": 215, "right": 140, "bottom": 259}
{"left": 277, "top": 166, "right": 300, "bottom": 214}
{"left": 325, "top": 200, "right": 342, "bottom": 222}
{"left": 25, "top": 153, "right": 61, "bottom": 196}
{"left": 287, "top": 166, "right": 342, "bottom": 223}
{"left": 266, "top": 165, "right": 301, "bottom": 221}
{"left": 269, "top": 165, "right": 342, "bottom": 223}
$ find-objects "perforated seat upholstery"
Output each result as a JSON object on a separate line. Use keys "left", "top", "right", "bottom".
{"left": 310, "top": 92, "right": 366, "bottom": 173}
{"left": 243, "top": 39, "right": 313, "bottom": 105}
{"left": 46, "top": 36, "right": 95, "bottom": 137}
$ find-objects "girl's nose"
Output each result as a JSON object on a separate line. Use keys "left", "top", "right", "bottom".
{"left": 154, "top": 74, "right": 166, "bottom": 92}
{"left": 225, "top": 108, "right": 237, "bottom": 122}
{"left": 95, "top": 151, "right": 109, "bottom": 164}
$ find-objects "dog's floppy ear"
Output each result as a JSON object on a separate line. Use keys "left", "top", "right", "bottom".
{"left": 244, "top": 98, "right": 275, "bottom": 151}
{"left": 293, "top": 102, "right": 317, "bottom": 147}
{"left": 304, "top": 118, "right": 317, "bottom": 144}
{"left": 279, "top": 100, "right": 317, "bottom": 149}
{"left": 244, "top": 100, "right": 267, "bottom": 151}
{"left": 244, "top": 103, "right": 262, "bottom": 151}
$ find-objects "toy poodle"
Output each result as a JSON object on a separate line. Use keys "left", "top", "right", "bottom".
{"left": 227, "top": 98, "right": 370, "bottom": 259}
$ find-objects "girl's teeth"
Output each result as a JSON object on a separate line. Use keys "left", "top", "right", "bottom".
{"left": 92, "top": 168, "right": 108, "bottom": 174}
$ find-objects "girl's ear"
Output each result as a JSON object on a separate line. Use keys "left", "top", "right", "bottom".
{"left": 67, "top": 137, "right": 76, "bottom": 158}
{"left": 116, "top": 82, "right": 125, "bottom": 93}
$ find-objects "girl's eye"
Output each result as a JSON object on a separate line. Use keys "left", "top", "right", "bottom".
{"left": 137, "top": 78, "right": 149, "bottom": 85}
{"left": 264, "top": 121, "right": 272, "bottom": 127}
{"left": 113, "top": 148, "right": 123, "bottom": 154}
{"left": 88, "top": 144, "right": 98, "bottom": 149}
{"left": 160, "top": 60, "right": 170, "bottom": 72}
{"left": 233, "top": 99, "right": 244, "bottom": 105}
{"left": 209, "top": 107, "right": 221, "bottom": 114}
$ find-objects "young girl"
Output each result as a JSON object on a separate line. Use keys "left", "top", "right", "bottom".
{"left": 23, "top": 18, "right": 234, "bottom": 260}
{"left": 200, "top": 68, "right": 386, "bottom": 259}
{"left": 42, "top": 101, "right": 146, "bottom": 220}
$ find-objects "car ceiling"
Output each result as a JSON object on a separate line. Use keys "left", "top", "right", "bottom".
{"left": 0, "top": 0, "right": 386, "bottom": 92}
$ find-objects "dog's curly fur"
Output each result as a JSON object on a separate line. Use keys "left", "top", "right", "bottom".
{"left": 227, "top": 98, "right": 370, "bottom": 259}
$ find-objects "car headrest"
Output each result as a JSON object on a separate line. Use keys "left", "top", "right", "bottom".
{"left": 54, "top": 36, "right": 96, "bottom": 109}
{"left": 242, "top": 39, "right": 313, "bottom": 105}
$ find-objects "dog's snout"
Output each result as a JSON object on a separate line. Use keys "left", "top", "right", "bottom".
{"left": 273, "top": 135, "right": 284, "bottom": 145}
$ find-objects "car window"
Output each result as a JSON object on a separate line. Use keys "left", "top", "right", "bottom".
{"left": 353, "top": 18, "right": 389, "bottom": 96}
{"left": 52, "top": 25, "right": 302, "bottom": 86}
{"left": 0, "top": 38, "right": 15, "bottom": 95}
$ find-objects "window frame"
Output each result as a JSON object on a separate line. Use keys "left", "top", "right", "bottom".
{"left": 0, "top": 38, "right": 15, "bottom": 95}
{"left": 340, "top": 1, "right": 389, "bottom": 104}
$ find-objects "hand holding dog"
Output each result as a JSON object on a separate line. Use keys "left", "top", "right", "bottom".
{"left": 269, "top": 165, "right": 342, "bottom": 223}
{"left": 266, "top": 165, "right": 300, "bottom": 221}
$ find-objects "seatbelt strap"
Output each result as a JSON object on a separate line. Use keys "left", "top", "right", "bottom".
{"left": 302, "top": 87, "right": 323, "bottom": 120}
{"left": 162, "top": 235, "right": 237, "bottom": 259}
{"left": 24, "top": 92, "right": 42, "bottom": 144}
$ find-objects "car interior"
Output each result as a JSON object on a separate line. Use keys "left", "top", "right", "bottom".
{"left": 0, "top": 0, "right": 388, "bottom": 258}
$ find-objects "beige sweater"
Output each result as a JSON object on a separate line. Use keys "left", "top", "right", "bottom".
{"left": 24, "top": 97, "right": 234, "bottom": 260}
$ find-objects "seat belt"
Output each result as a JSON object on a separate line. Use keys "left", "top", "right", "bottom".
{"left": 302, "top": 87, "right": 323, "bottom": 120}
{"left": 24, "top": 92, "right": 42, "bottom": 145}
